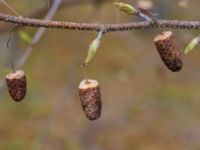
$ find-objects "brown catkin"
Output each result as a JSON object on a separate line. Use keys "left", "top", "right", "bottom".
{"left": 5, "top": 70, "right": 27, "bottom": 102}
{"left": 154, "top": 31, "right": 183, "bottom": 72}
{"left": 79, "top": 79, "right": 102, "bottom": 120}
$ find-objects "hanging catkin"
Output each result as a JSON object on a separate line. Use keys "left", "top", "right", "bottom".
{"left": 5, "top": 70, "right": 27, "bottom": 102}
{"left": 79, "top": 79, "right": 102, "bottom": 120}
{"left": 154, "top": 31, "right": 183, "bottom": 72}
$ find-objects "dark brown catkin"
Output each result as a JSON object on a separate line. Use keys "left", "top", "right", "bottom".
{"left": 154, "top": 31, "right": 183, "bottom": 72}
{"left": 79, "top": 79, "right": 102, "bottom": 121}
{"left": 5, "top": 70, "right": 27, "bottom": 102}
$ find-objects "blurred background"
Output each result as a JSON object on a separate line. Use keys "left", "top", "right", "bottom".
{"left": 0, "top": 0, "right": 200, "bottom": 149}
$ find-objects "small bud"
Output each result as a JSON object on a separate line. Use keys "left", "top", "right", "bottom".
{"left": 114, "top": 2, "right": 138, "bottom": 15}
{"left": 19, "top": 31, "right": 32, "bottom": 44}
{"left": 154, "top": 31, "right": 183, "bottom": 72}
{"left": 5, "top": 70, "right": 27, "bottom": 102}
{"left": 84, "top": 38, "right": 100, "bottom": 65}
{"left": 79, "top": 79, "right": 102, "bottom": 120}
{"left": 185, "top": 36, "right": 200, "bottom": 54}
{"left": 83, "top": 31, "right": 103, "bottom": 66}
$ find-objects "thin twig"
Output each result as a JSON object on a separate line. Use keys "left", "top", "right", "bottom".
{"left": 16, "top": 0, "right": 62, "bottom": 68}
{"left": 1, "top": 0, "right": 21, "bottom": 17}
{"left": 0, "top": 0, "right": 62, "bottom": 92}
{"left": 6, "top": 26, "right": 17, "bottom": 72}
{"left": 0, "top": 13, "right": 200, "bottom": 32}
{"left": 45, "top": 0, "right": 50, "bottom": 10}
{"left": 0, "top": 0, "right": 110, "bottom": 31}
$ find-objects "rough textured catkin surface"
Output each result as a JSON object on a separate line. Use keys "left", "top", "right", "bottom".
{"left": 79, "top": 79, "right": 102, "bottom": 120}
{"left": 154, "top": 31, "right": 183, "bottom": 72}
{"left": 5, "top": 70, "right": 27, "bottom": 102}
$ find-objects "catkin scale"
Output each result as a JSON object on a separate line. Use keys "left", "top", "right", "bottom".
{"left": 79, "top": 79, "right": 102, "bottom": 120}
{"left": 5, "top": 70, "right": 27, "bottom": 102}
{"left": 154, "top": 31, "right": 183, "bottom": 72}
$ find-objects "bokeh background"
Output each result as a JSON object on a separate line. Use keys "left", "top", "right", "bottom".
{"left": 0, "top": 0, "right": 200, "bottom": 149}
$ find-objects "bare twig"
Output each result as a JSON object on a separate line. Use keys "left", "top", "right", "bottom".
{"left": 0, "top": 12, "right": 200, "bottom": 32}
{"left": 1, "top": 0, "right": 21, "bottom": 17}
{"left": 16, "top": 0, "right": 62, "bottom": 68}
{"left": 0, "top": 0, "right": 62, "bottom": 91}
{"left": 0, "top": 0, "right": 110, "bottom": 31}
